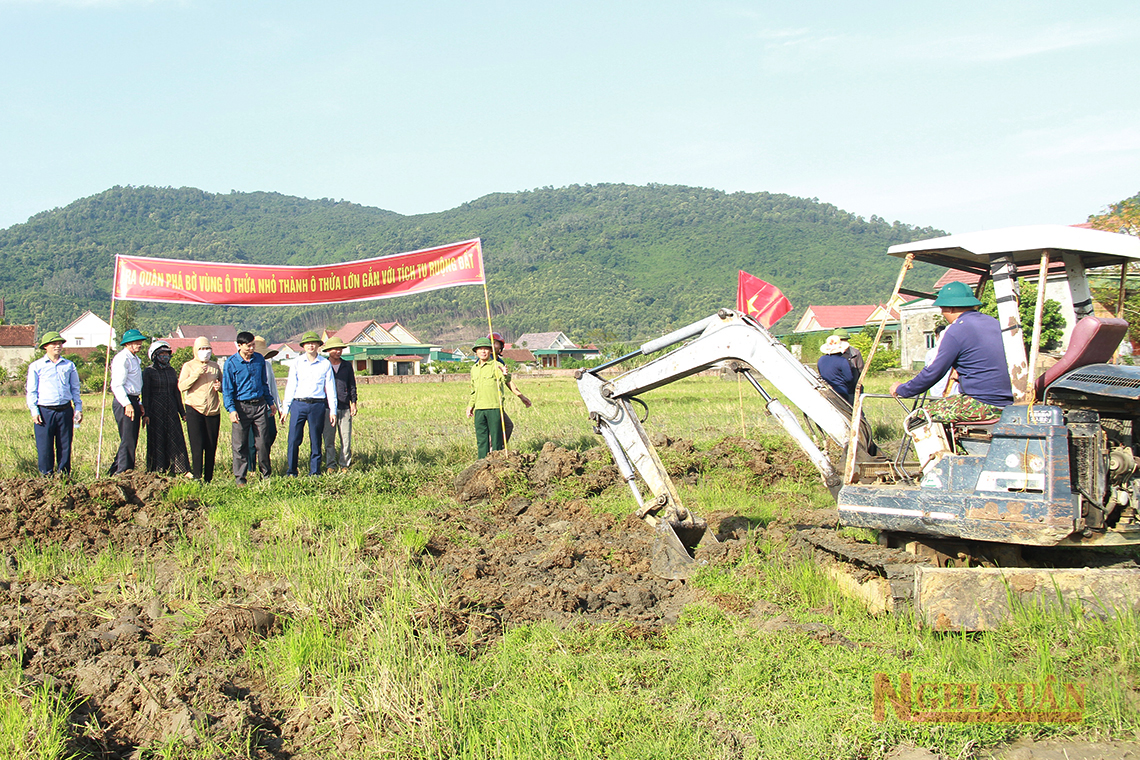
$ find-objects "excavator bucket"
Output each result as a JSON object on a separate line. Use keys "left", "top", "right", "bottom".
{"left": 650, "top": 519, "right": 716, "bottom": 580}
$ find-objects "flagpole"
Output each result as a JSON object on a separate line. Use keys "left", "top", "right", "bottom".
{"left": 96, "top": 256, "right": 121, "bottom": 476}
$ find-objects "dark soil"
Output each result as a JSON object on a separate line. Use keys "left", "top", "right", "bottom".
{"left": 1, "top": 441, "right": 1105, "bottom": 758}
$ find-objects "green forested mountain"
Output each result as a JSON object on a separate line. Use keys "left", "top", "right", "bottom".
{"left": 0, "top": 184, "right": 943, "bottom": 345}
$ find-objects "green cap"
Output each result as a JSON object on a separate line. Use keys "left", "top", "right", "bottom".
{"left": 932, "top": 281, "right": 982, "bottom": 308}
{"left": 120, "top": 328, "right": 147, "bottom": 346}
{"left": 38, "top": 331, "right": 66, "bottom": 349}
{"left": 299, "top": 331, "right": 322, "bottom": 346}
{"left": 472, "top": 337, "right": 494, "bottom": 349}
{"left": 831, "top": 328, "right": 850, "bottom": 339}
{"left": 321, "top": 337, "right": 348, "bottom": 351}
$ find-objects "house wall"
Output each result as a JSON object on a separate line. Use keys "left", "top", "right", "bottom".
{"left": 61, "top": 313, "right": 115, "bottom": 348}
{"left": 0, "top": 346, "right": 36, "bottom": 374}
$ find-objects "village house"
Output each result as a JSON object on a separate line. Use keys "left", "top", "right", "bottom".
{"left": 320, "top": 320, "right": 435, "bottom": 376}
{"left": 60, "top": 310, "right": 116, "bottom": 350}
{"left": 0, "top": 325, "right": 36, "bottom": 375}
{"left": 513, "top": 331, "right": 594, "bottom": 368}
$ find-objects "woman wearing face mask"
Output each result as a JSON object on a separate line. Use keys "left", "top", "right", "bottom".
{"left": 176, "top": 336, "right": 223, "bottom": 481}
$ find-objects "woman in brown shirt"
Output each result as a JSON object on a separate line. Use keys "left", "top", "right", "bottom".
{"left": 178, "top": 336, "right": 223, "bottom": 482}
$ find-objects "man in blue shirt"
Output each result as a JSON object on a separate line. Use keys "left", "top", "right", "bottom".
{"left": 280, "top": 331, "right": 337, "bottom": 476}
{"left": 222, "top": 331, "right": 277, "bottom": 485}
{"left": 26, "top": 331, "right": 82, "bottom": 476}
{"left": 890, "top": 282, "right": 1013, "bottom": 422}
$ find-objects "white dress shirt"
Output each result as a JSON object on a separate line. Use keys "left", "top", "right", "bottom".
{"left": 281, "top": 355, "right": 336, "bottom": 417}
{"left": 110, "top": 348, "right": 143, "bottom": 407}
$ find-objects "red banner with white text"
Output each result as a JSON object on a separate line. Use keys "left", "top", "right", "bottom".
{"left": 114, "top": 239, "right": 485, "bottom": 306}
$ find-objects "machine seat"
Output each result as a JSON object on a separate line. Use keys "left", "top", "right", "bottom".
{"left": 1034, "top": 316, "right": 1129, "bottom": 397}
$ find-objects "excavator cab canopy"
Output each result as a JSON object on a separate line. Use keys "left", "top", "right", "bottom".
{"left": 887, "top": 224, "right": 1140, "bottom": 271}
{"left": 884, "top": 224, "right": 1140, "bottom": 404}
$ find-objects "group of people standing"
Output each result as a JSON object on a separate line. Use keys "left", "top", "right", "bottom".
{"left": 27, "top": 328, "right": 358, "bottom": 483}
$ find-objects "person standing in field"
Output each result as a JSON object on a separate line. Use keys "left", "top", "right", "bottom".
{"left": 816, "top": 335, "right": 856, "bottom": 405}
{"left": 832, "top": 329, "right": 865, "bottom": 377}
{"left": 280, "top": 331, "right": 336, "bottom": 477}
{"left": 466, "top": 337, "right": 512, "bottom": 459}
{"left": 247, "top": 336, "right": 280, "bottom": 474}
{"left": 489, "top": 333, "right": 531, "bottom": 443}
{"left": 142, "top": 340, "right": 191, "bottom": 475}
{"left": 178, "top": 336, "right": 222, "bottom": 482}
{"left": 25, "top": 330, "right": 82, "bottom": 476}
{"left": 222, "top": 331, "right": 277, "bottom": 485}
{"left": 320, "top": 337, "right": 357, "bottom": 471}
{"left": 109, "top": 329, "right": 148, "bottom": 475}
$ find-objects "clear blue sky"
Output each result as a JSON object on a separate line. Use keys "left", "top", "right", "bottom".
{"left": 1, "top": 0, "right": 1136, "bottom": 234}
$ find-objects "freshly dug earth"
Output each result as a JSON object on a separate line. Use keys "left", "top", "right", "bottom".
{"left": 427, "top": 438, "right": 806, "bottom": 653}
{"left": 0, "top": 444, "right": 1121, "bottom": 758}
{"left": 0, "top": 472, "right": 292, "bottom": 758}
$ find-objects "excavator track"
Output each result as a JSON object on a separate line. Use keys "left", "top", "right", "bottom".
{"left": 795, "top": 527, "right": 926, "bottom": 614}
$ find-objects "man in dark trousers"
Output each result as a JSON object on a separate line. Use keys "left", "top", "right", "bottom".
{"left": 281, "top": 332, "right": 337, "bottom": 477}
{"left": 222, "top": 331, "right": 277, "bottom": 485}
{"left": 26, "top": 331, "right": 83, "bottom": 476}
{"left": 320, "top": 337, "right": 357, "bottom": 471}
{"left": 109, "top": 329, "right": 147, "bottom": 474}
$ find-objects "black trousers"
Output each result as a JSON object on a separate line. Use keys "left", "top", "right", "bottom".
{"left": 109, "top": 396, "right": 142, "bottom": 475}
{"left": 231, "top": 399, "right": 272, "bottom": 483}
{"left": 34, "top": 404, "right": 74, "bottom": 475}
{"left": 185, "top": 407, "right": 221, "bottom": 482}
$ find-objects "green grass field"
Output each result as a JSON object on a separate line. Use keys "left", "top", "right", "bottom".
{"left": 1, "top": 373, "right": 1137, "bottom": 759}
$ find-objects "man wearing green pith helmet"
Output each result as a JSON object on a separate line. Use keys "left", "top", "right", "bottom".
{"left": 890, "top": 281, "right": 1013, "bottom": 423}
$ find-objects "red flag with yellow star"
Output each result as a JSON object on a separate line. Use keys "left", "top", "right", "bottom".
{"left": 736, "top": 270, "right": 791, "bottom": 328}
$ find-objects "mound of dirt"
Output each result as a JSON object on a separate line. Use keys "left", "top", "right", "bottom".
{"left": 1, "top": 579, "right": 287, "bottom": 759}
{"left": 429, "top": 442, "right": 789, "bottom": 653}
{"left": 0, "top": 472, "right": 207, "bottom": 562}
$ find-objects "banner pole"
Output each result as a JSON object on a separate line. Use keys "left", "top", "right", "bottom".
{"left": 97, "top": 256, "right": 121, "bottom": 476}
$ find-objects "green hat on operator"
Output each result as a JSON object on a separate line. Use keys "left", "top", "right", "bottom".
{"left": 472, "top": 337, "right": 494, "bottom": 349}
{"left": 932, "top": 281, "right": 983, "bottom": 308}
{"left": 831, "top": 328, "right": 850, "bottom": 339}
{"left": 299, "top": 331, "right": 322, "bottom": 346}
{"left": 38, "top": 331, "right": 66, "bottom": 349}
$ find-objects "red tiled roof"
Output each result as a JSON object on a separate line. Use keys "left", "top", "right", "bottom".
{"left": 330, "top": 320, "right": 375, "bottom": 342}
{"left": 160, "top": 338, "right": 238, "bottom": 356}
{"left": 932, "top": 261, "right": 1060, "bottom": 290}
{"left": 804, "top": 305, "right": 878, "bottom": 329}
{"left": 0, "top": 325, "right": 35, "bottom": 347}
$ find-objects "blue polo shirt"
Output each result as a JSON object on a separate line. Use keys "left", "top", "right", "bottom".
{"left": 896, "top": 310, "right": 1014, "bottom": 407}
{"left": 222, "top": 352, "right": 272, "bottom": 412}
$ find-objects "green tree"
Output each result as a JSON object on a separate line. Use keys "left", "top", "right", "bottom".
{"left": 979, "top": 282, "right": 1066, "bottom": 352}
{"left": 170, "top": 346, "right": 194, "bottom": 375}
{"left": 114, "top": 301, "right": 139, "bottom": 336}
{"left": 1089, "top": 191, "right": 1140, "bottom": 236}
{"left": 1089, "top": 191, "right": 1139, "bottom": 346}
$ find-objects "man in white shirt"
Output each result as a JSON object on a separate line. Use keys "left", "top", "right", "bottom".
{"left": 26, "top": 331, "right": 83, "bottom": 476}
{"left": 109, "top": 329, "right": 147, "bottom": 474}
{"left": 280, "top": 332, "right": 337, "bottom": 476}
